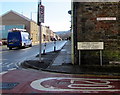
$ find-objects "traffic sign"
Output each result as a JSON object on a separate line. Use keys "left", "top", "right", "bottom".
{"left": 40, "top": 5, "right": 44, "bottom": 14}
{"left": 39, "top": 5, "right": 44, "bottom": 23}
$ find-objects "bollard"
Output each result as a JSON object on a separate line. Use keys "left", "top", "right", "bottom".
{"left": 43, "top": 43, "right": 46, "bottom": 54}
{"left": 54, "top": 41, "right": 56, "bottom": 52}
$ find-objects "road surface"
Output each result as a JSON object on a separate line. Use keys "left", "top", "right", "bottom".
{"left": 1, "top": 69, "right": 120, "bottom": 94}
{"left": 0, "top": 41, "right": 67, "bottom": 74}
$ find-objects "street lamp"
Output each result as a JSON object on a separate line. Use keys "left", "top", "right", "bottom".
{"left": 31, "top": 12, "right": 37, "bottom": 20}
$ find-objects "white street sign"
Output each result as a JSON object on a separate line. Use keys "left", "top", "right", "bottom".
{"left": 77, "top": 42, "right": 104, "bottom": 50}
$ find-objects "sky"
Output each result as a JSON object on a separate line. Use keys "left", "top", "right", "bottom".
{"left": 0, "top": 0, "right": 71, "bottom": 32}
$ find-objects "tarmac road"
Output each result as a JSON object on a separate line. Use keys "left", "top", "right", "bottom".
{"left": 1, "top": 40, "right": 120, "bottom": 94}
{"left": 0, "top": 41, "right": 67, "bottom": 74}
{"left": 1, "top": 69, "right": 120, "bottom": 94}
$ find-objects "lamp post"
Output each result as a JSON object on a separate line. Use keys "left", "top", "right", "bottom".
{"left": 31, "top": 12, "right": 37, "bottom": 20}
{"left": 39, "top": 16, "right": 42, "bottom": 62}
{"left": 38, "top": 0, "right": 42, "bottom": 62}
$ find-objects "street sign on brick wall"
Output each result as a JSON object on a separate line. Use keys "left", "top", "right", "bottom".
{"left": 77, "top": 42, "right": 104, "bottom": 50}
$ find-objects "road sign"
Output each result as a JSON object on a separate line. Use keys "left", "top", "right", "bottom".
{"left": 77, "top": 42, "right": 104, "bottom": 66}
{"left": 37, "top": 3, "right": 45, "bottom": 62}
{"left": 39, "top": 5, "right": 44, "bottom": 23}
{"left": 97, "top": 17, "right": 116, "bottom": 21}
{"left": 77, "top": 42, "right": 104, "bottom": 50}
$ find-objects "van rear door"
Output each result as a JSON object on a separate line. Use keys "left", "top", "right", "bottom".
{"left": 7, "top": 32, "right": 22, "bottom": 47}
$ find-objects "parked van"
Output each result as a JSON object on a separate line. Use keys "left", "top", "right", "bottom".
{"left": 7, "top": 28, "right": 32, "bottom": 50}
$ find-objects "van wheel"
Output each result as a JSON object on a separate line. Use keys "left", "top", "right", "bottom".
{"left": 9, "top": 47, "right": 12, "bottom": 50}
{"left": 24, "top": 43, "right": 26, "bottom": 47}
{"left": 29, "top": 44, "right": 32, "bottom": 47}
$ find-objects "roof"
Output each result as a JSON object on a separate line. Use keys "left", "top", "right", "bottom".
{"left": 1, "top": 10, "right": 36, "bottom": 23}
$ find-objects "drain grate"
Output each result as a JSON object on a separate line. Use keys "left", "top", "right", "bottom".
{"left": 0, "top": 82, "right": 19, "bottom": 90}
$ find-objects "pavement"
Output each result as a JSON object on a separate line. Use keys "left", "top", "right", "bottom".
{"left": 21, "top": 41, "right": 120, "bottom": 76}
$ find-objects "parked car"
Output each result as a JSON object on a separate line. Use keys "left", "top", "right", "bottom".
{"left": 2, "top": 39, "right": 7, "bottom": 45}
{"left": 0, "top": 41, "right": 2, "bottom": 46}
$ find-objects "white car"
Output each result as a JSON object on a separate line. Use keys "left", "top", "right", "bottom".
{"left": 0, "top": 41, "right": 2, "bottom": 46}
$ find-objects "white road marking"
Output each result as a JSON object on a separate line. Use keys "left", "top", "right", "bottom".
{"left": 2, "top": 63, "right": 15, "bottom": 67}
{"left": 0, "top": 59, "right": 7, "bottom": 61}
{"left": 0, "top": 71, "right": 8, "bottom": 75}
{"left": 2, "top": 62, "right": 9, "bottom": 66}
{"left": 6, "top": 63, "right": 14, "bottom": 67}
{"left": 8, "top": 68, "right": 16, "bottom": 71}
{"left": 0, "top": 67, "right": 16, "bottom": 75}
{"left": 30, "top": 77, "right": 120, "bottom": 92}
{"left": 68, "top": 79, "right": 112, "bottom": 89}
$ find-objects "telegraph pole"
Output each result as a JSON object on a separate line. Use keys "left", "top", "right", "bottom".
{"left": 37, "top": 0, "right": 44, "bottom": 62}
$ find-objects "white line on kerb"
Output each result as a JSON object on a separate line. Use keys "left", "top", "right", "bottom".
{"left": 0, "top": 71, "right": 8, "bottom": 75}
{"left": 8, "top": 68, "right": 16, "bottom": 71}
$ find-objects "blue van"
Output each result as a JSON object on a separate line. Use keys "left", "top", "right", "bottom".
{"left": 7, "top": 29, "right": 32, "bottom": 50}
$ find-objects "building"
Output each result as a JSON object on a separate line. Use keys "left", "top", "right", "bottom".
{"left": 72, "top": 1, "right": 120, "bottom": 65}
{"left": 0, "top": 10, "right": 61, "bottom": 44}
{"left": 0, "top": 25, "right": 25, "bottom": 39}
{"left": 0, "top": 10, "right": 39, "bottom": 44}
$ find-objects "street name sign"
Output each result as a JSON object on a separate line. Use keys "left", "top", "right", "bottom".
{"left": 77, "top": 42, "right": 104, "bottom": 66}
{"left": 97, "top": 17, "right": 116, "bottom": 21}
{"left": 77, "top": 42, "right": 104, "bottom": 50}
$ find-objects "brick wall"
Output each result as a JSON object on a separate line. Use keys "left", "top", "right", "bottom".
{"left": 73, "top": 2, "right": 120, "bottom": 65}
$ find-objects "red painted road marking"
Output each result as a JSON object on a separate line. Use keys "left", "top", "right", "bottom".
{"left": 31, "top": 77, "right": 120, "bottom": 93}
{"left": 1, "top": 69, "right": 120, "bottom": 93}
